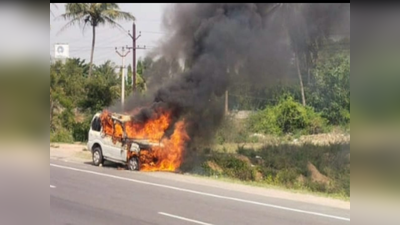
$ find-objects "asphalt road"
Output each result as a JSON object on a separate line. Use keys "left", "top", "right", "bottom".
{"left": 50, "top": 159, "right": 350, "bottom": 225}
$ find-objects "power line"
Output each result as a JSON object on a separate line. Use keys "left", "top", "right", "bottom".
{"left": 140, "top": 31, "right": 165, "bottom": 34}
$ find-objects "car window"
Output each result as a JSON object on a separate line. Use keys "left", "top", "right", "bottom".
{"left": 91, "top": 117, "right": 101, "bottom": 132}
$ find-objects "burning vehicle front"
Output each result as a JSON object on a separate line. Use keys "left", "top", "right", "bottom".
{"left": 87, "top": 110, "right": 188, "bottom": 172}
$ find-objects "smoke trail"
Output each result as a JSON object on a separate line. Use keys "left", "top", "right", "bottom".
{"left": 118, "top": 3, "right": 349, "bottom": 141}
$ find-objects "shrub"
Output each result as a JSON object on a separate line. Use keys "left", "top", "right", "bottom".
{"left": 203, "top": 153, "right": 256, "bottom": 181}
{"left": 248, "top": 96, "right": 328, "bottom": 135}
{"left": 235, "top": 143, "right": 350, "bottom": 197}
{"left": 72, "top": 121, "right": 90, "bottom": 142}
{"left": 214, "top": 116, "right": 251, "bottom": 144}
{"left": 275, "top": 169, "right": 299, "bottom": 188}
{"left": 50, "top": 129, "right": 74, "bottom": 143}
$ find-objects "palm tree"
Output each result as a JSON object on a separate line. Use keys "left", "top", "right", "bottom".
{"left": 50, "top": 3, "right": 58, "bottom": 18}
{"left": 57, "top": 3, "right": 135, "bottom": 77}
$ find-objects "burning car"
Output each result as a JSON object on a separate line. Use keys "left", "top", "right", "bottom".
{"left": 87, "top": 110, "right": 189, "bottom": 172}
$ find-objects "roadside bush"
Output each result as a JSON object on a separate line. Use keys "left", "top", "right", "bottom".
{"left": 275, "top": 169, "right": 299, "bottom": 188}
{"left": 72, "top": 121, "right": 90, "bottom": 142}
{"left": 71, "top": 114, "right": 92, "bottom": 142}
{"left": 215, "top": 116, "right": 251, "bottom": 144}
{"left": 203, "top": 153, "right": 256, "bottom": 181}
{"left": 235, "top": 143, "right": 350, "bottom": 197}
{"left": 197, "top": 142, "right": 350, "bottom": 197}
{"left": 50, "top": 128, "right": 74, "bottom": 143}
{"left": 248, "top": 96, "right": 328, "bottom": 135}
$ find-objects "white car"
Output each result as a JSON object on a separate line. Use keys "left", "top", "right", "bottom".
{"left": 87, "top": 112, "right": 159, "bottom": 171}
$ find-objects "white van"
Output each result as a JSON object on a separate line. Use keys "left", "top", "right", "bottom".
{"left": 87, "top": 112, "right": 161, "bottom": 171}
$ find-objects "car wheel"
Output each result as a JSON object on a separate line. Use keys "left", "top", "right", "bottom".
{"left": 128, "top": 157, "right": 139, "bottom": 171}
{"left": 92, "top": 147, "right": 103, "bottom": 166}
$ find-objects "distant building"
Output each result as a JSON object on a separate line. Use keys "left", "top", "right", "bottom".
{"left": 54, "top": 43, "right": 69, "bottom": 63}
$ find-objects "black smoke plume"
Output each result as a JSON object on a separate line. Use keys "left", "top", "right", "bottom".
{"left": 114, "top": 3, "right": 349, "bottom": 142}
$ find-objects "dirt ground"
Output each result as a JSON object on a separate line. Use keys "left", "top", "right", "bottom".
{"left": 50, "top": 143, "right": 350, "bottom": 210}
{"left": 50, "top": 142, "right": 92, "bottom": 163}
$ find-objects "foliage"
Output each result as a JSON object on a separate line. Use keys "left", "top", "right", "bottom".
{"left": 59, "top": 3, "right": 135, "bottom": 34}
{"left": 79, "top": 74, "right": 119, "bottom": 113}
{"left": 202, "top": 153, "right": 256, "bottom": 181}
{"left": 50, "top": 128, "right": 74, "bottom": 143}
{"left": 136, "top": 73, "right": 146, "bottom": 92}
{"left": 201, "top": 142, "right": 350, "bottom": 197}
{"left": 50, "top": 58, "right": 122, "bottom": 142}
{"left": 50, "top": 59, "right": 85, "bottom": 132}
{"left": 215, "top": 116, "right": 250, "bottom": 144}
{"left": 72, "top": 116, "right": 92, "bottom": 142}
{"left": 137, "top": 60, "right": 143, "bottom": 75}
{"left": 58, "top": 3, "right": 135, "bottom": 77}
{"left": 308, "top": 52, "right": 350, "bottom": 125}
{"left": 248, "top": 95, "right": 328, "bottom": 135}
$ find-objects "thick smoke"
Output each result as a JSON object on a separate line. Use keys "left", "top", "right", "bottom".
{"left": 116, "top": 3, "right": 349, "bottom": 142}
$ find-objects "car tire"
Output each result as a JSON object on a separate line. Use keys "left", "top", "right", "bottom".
{"left": 128, "top": 157, "right": 139, "bottom": 171}
{"left": 92, "top": 147, "right": 103, "bottom": 166}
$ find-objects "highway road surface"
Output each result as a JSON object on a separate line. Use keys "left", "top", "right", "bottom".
{"left": 50, "top": 159, "right": 350, "bottom": 225}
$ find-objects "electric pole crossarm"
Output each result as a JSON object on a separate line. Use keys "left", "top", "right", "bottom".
{"left": 127, "top": 31, "right": 141, "bottom": 40}
{"left": 116, "top": 51, "right": 130, "bottom": 57}
{"left": 125, "top": 22, "right": 146, "bottom": 93}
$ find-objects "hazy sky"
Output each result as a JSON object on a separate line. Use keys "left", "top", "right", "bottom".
{"left": 50, "top": 3, "right": 169, "bottom": 66}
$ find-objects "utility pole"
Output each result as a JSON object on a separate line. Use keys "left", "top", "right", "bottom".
{"left": 225, "top": 68, "right": 230, "bottom": 115}
{"left": 115, "top": 47, "right": 130, "bottom": 109}
{"left": 225, "top": 90, "right": 229, "bottom": 115}
{"left": 127, "top": 22, "right": 146, "bottom": 93}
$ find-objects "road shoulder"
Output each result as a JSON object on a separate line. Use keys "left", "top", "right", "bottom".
{"left": 50, "top": 143, "right": 350, "bottom": 210}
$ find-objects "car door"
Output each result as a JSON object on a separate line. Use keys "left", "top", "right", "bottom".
{"left": 101, "top": 121, "right": 126, "bottom": 162}
{"left": 88, "top": 116, "right": 102, "bottom": 150}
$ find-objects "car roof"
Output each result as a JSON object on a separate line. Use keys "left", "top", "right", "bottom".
{"left": 110, "top": 113, "right": 132, "bottom": 122}
{"left": 93, "top": 112, "right": 132, "bottom": 122}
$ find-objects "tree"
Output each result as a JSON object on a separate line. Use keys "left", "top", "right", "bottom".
{"left": 309, "top": 52, "right": 350, "bottom": 125}
{"left": 80, "top": 61, "right": 120, "bottom": 113}
{"left": 69, "top": 57, "right": 89, "bottom": 77}
{"left": 136, "top": 72, "right": 146, "bottom": 93}
{"left": 125, "top": 64, "right": 133, "bottom": 96}
{"left": 58, "top": 3, "right": 135, "bottom": 77}
{"left": 50, "top": 3, "right": 58, "bottom": 31}
{"left": 136, "top": 59, "right": 143, "bottom": 75}
{"left": 267, "top": 3, "right": 348, "bottom": 106}
{"left": 50, "top": 4, "right": 58, "bottom": 18}
{"left": 141, "top": 56, "right": 153, "bottom": 75}
{"left": 50, "top": 60, "right": 85, "bottom": 131}
{"left": 93, "top": 60, "right": 117, "bottom": 80}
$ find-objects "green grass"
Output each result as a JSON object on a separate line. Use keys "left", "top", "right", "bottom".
{"left": 184, "top": 139, "right": 350, "bottom": 200}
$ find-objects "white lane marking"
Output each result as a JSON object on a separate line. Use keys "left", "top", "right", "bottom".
{"left": 50, "top": 185, "right": 56, "bottom": 188}
{"left": 50, "top": 163, "right": 350, "bottom": 222}
{"left": 159, "top": 212, "right": 213, "bottom": 225}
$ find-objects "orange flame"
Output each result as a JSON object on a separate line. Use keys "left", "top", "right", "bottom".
{"left": 125, "top": 110, "right": 171, "bottom": 142}
{"left": 140, "top": 121, "right": 189, "bottom": 171}
{"left": 99, "top": 109, "right": 189, "bottom": 172}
